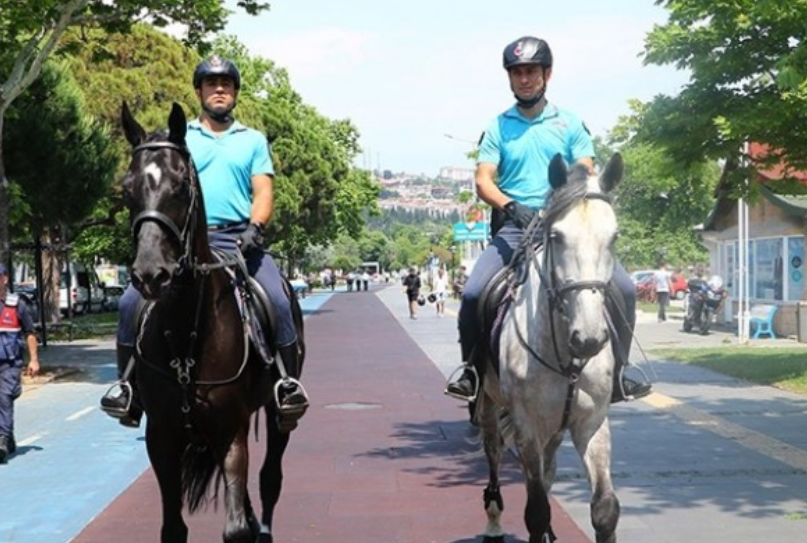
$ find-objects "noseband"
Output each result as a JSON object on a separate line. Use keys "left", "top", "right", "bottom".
{"left": 130, "top": 141, "right": 198, "bottom": 274}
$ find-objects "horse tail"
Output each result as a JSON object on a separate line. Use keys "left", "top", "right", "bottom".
{"left": 181, "top": 442, "right": 222, "bottom": 513}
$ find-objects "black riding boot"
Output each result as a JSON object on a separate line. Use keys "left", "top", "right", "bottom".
{"left": 275, "top": 342, "right": 309, "bottom": 433}
{"left": 446, "top": 366, "right": 478, "bottom": 401}
{"left": 100, "top": 344, "right": 143, "bottom": 428}
{"left": 610, "top": 321, "right": 652, "bottom": 403}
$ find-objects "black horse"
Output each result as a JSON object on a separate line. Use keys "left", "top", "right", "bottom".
{"left": 120, "top": 101, "right": 305, "bottom": 543}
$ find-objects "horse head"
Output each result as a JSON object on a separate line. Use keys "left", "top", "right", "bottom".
{"left": 543, "top": 153, "right": 623, "bottom": 359}
{"left": 121, "top": 101, "right": 205, "bottom": 300}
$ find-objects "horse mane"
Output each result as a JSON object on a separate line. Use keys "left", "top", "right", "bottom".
{"left": 543, "top": 163, "right": 611, "bottom": 225}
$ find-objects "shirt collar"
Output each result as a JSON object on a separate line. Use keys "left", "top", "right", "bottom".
{"left": 504, "top": 103, "right": 559, "bottom": 123}
{"left": 188, "top": 118, "right": 246, "bottom": 136}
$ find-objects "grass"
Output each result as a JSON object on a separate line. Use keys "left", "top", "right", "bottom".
{"left": 651, "top": 346, "right": 807, "bottom": 395}
{"left": 40, "top": 311, "right": 118, "bottom": 341}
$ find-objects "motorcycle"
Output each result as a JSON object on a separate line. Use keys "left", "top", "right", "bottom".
{"left": 683, "top": 276, "right": 725, "bottom": 335}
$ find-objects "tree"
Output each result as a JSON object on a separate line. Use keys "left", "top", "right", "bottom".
{"left": 5, "top": 61, "right": 117, "bottom": 321}
{"left": 641, "top": 0, "right": 807, "bottom": 190}
{"left": 0, "top": 0, "right": 270, "bottom": 264}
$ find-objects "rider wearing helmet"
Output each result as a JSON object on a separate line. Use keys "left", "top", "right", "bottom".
{"left": 445, "top": 36, "right": 652, "bottom": 404}
{"left": 100, "top": 55, "right": 309, "bottom": 432}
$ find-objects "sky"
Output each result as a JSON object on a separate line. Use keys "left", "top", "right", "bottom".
{"left": 222, "top": 0, "right": 688, "bottom": 176}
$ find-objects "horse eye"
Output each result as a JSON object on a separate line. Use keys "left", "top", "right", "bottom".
{"left": 549, "top": 230, "right": 563, "bottom": 243}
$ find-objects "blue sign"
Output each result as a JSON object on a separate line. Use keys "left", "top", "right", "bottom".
{"left": 453, "top": 221, "right": 489, "bottom": 242}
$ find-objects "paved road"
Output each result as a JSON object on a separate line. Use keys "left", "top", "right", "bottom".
{"left": 3, "top": 285, "right": 807, "bottom": 543}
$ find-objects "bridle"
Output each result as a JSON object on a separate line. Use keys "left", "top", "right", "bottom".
{"left": 130, "top": 140, "right": 199, "bottom": 276}
{"left": 128, "top": 139, "right": 250, "bottom": 428}
{"left": 509, "top": 190, "right": 617, "bottom": 427}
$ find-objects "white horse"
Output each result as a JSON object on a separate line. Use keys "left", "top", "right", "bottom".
{"left": 478, "top": 153, "right": 624, "bottom": 543}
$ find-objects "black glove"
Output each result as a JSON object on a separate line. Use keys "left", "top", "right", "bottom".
{"left": 237, "top": 222, "right": 265, "bottom": 254}
{"left": 503, "top": 201, "right": 537, "bottom": 230}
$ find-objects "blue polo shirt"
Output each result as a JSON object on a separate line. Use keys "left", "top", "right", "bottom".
{"left": 186, "top": 119, "right": 275, "bottom": 226}
{"left": 477, "top": 103, "right": 594, "bottom": 210}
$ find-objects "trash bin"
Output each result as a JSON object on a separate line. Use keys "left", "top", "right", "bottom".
{"left": 798, "top": 302, "right": 807, "bottom": 343}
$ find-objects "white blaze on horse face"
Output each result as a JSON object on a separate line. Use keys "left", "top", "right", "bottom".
{"left": 143, "top": 162, "right": 163, "bottom": 187}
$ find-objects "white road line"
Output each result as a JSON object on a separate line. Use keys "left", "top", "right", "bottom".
{"left": 18, "top": 432, "right": 46, "bottom": 446}
{"left": 66, "top": 406, "right": 96, "bottom": 422}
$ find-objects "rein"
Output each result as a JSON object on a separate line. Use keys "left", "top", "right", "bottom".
{"left": 508, "top": 192, "right": 615, "bottom": 428}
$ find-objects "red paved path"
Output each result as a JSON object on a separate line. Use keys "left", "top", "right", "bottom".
{"left": 71, "top": 290, "right": 592, "bottom": 543}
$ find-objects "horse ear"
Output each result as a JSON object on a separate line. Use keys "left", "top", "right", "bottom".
{"left": 121, "top": 101, "right": 146, "bottom": 147}
{"left": 168, "top": 102, "right": 187, "bottom": 144}
{"left": 548, "top": 153, "right": 568, "bottom": 189}
{"left": 599, "top": 153, "right": 624, "bottom": 193}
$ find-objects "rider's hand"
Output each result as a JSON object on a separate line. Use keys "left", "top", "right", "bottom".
{"left": 503, "top": 201, "right": 537, "bottom": 230}
{"left": 237, "top": 222, "right": 265, "bottom": 254}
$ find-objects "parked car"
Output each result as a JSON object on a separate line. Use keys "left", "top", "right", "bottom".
{"left": 102, "top": 284, "right": 126, "bottom": 311}
{"left": 632, "top": 270, "right": 688, "bottom": 301}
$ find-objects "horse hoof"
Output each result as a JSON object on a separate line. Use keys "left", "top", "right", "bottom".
{"left": 257, "top": 533, "right": 273, "bottom": 543}
{"left": 483, "top": 536, "right": 505, "bottom": 543}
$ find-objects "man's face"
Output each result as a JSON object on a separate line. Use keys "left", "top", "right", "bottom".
{"left": 508, "top": 64, "right": 551, "bottom": 101}
{"left": 196, "top": 75, "right": 238, "bottom": 115}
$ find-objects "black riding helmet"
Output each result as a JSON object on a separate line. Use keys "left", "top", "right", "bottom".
{"left": 193, "top": 55, "right": 241, "bottom": 89}
{"left": 502, "top": 36, "right": 553, "bottom": 70}
{"left": 503, "top": 36, "right": 552, "bottom": 109}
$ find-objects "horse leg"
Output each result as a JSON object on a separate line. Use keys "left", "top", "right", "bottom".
{"left": 478, "top": 395, "right": 506, "bottom": 543}
{"left": 513, "top": 425, "right": 554, "bottom": 543}
{"left": 255, "top": 404, "right": 292, "bottom": 543}
{"left": 222, "top": 426, "right": 254, "bottom": 543}
{"left": 145, "top": 423, "right": 189, "bottom": 543}
{"left": 571, "top": 416, "right": 619, "bottom": 543}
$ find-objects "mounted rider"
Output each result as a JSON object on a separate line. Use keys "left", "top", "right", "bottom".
{"left": 444, "top": 36, "right": 652, "bottom": 403}
{"left": 100, "top": 55, "right": 309, "bottom": 431}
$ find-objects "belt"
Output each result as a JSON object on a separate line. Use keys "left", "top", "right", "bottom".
{"left": 207, "top": 221, "right": 248, "bottom": 231}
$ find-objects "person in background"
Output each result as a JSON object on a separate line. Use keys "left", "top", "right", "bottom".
{"left": 402, "top": 267, "right": 422, "bottom": 319}
{"left": 432, "top": 267, "right": 449, "bottom": 317}
{"left": 654, "top": 263, "right": 673, "bottom": 323}
{"left": 0, "top": 263, "right": 39, "bottom": 463}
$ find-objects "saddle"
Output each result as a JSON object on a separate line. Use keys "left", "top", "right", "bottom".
{"left": 472, "top": 247, "right": 630, "bottom": 378}
{"left": 126, "top": 251, "right": 289, "bottom": 367}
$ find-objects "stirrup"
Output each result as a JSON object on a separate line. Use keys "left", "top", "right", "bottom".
{"left": 100, "top": 381, "right": 133, "bottom": 419}
{"left": 613, "top": 365, "right": 652, "bottom": 402}
{"left": 444, "top": 364, "right": 479, "bottom": 403}
{"left": 274, "top": 377, "right": 309, "bottom": 412}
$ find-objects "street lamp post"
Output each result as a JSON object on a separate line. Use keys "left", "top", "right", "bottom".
{"left": 450, "top": 245, "right": 456, "bottom": 285}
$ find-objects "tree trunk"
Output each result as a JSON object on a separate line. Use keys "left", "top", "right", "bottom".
{"left": 41, "top": 228, "right": 63, "bottom": 324}
{"left": 0, "top": 110, "right": 9, "bottom": 267}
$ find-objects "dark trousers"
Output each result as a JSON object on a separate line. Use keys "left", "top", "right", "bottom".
{"left": 656, "top": 291, "right": 670, "bottom": 322}
{"left": 0, "top": 359, "right": 23, "bottom": 436}
{"left": 458, "top": 223, "right": 636, "bottom": 362}
{"left": 118, "top": 225, "right": 296, "bottom": 348}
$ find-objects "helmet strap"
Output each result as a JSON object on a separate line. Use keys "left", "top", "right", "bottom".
{"left": 202, "top": 99, "right": 237, "bottom": 124}
{"left": 515, "top": 87, "right": 545, "bottom": 109}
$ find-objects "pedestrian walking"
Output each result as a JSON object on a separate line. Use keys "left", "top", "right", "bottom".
{"left": 432, "top": 267, "right": 449, "bottom": 317}
{"left": 402, "top": 267, "right": 422, "bottom": 319}
{"left": 0, "top": 263, "right": 40, "bottom": 463}
{"left": 654, "top": 263, "right": 673, "bottom": 322}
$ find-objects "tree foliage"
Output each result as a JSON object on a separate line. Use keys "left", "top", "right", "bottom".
{"left": 0, "top": 0, "right": 270, "bottom": 264}
{"left": 641, "top": 0, "right": 807, "bottom": 190}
